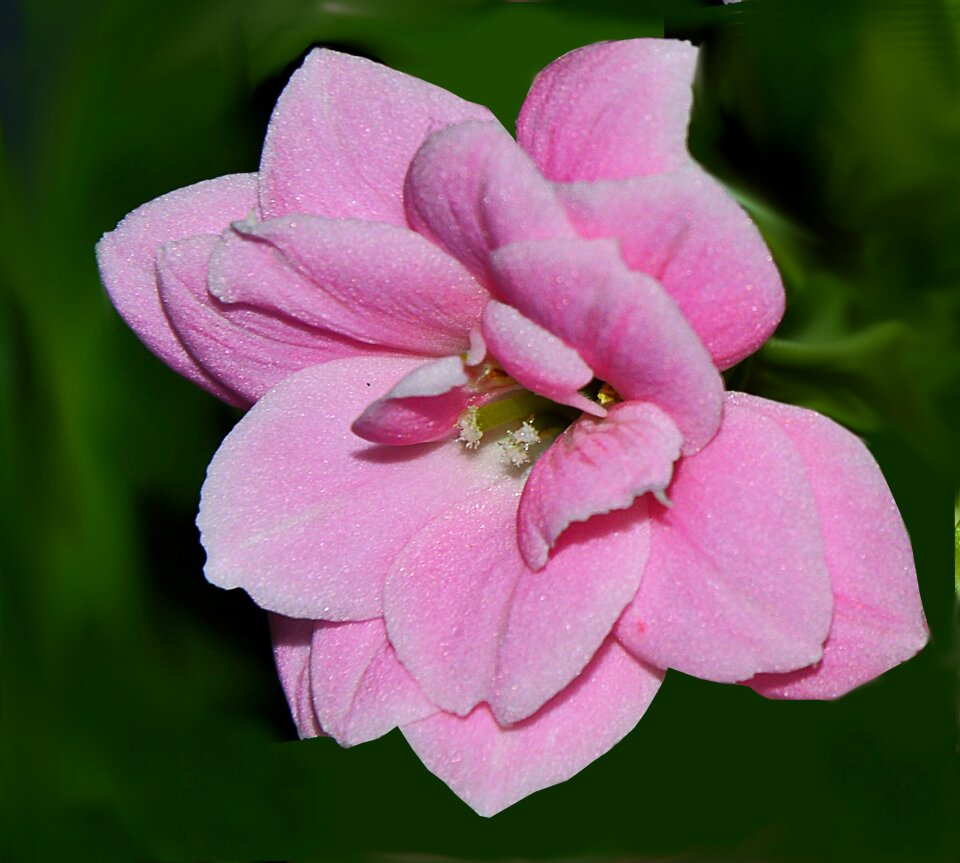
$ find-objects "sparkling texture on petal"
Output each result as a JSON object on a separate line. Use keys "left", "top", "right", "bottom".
{"left": 259, "top": 49, "right": 494, "bottom": 223}
{"left": 733, "top": 394, "right": 928, "bottom": 699}
{"left": 402, "top": 639, "right": 663, "bottom": 817}
{"left": 518, "top": 402, "right": 682, "bottom": 570}
{"left": 517, "top": 39, "right": 697, "bottom": 182}
{"left": 616, "top": 398, "right": 834, "bottom": 682}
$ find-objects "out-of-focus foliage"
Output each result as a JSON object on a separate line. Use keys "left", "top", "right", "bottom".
{"left": 1, "top": 1, "right": 956, "bottom": 861}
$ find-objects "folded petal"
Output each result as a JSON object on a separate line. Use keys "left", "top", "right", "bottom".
{"left": 351, "top": 356, "right": 470, "bottom": 445}
{"left": 157, "top": 236, "right": 350, "bottom": 405}
{"left": 518, "top": 402, "right": 681, "bottom": 570}
{"left": 558, "top": 167, "right": 784, "bottom": 369}
{"left": 198, "top": 357, "right": 512, "bottom": 620}
{"left": 308, "top": 618, "right": 436, "bottom": 746}
{"left": 517, "top": 39, "right": 697, "bottom": 183}
{"left": 401, "top": 639, "right": 663, "bottom": 817}
{"left": 733, "top": 394, "right": 928, "bottom": 699}
{"left": 616, "top": 397, "right": 834, "bottom": 682}
{"left": 269, "top": 614, "right": 323, "bottom": 738}
{"left": 259, "top": 49, "right": 494, "bottom": 224}
{"left": 481, "top": 301, "right": 602, "bottom": 417}
{"left": 490, "top": 238, "right": 723, "bottom": 454}
{"left": 404, "top": 121, "right": 574, "bottom": 281}
{"left": 384, "top": 480, "right": 650, "bottom": 725}
{"left": 210, "top": 216, "right": 486, "bottom": 357}
{"left": 96, "top": 173, "right": 258, "bottom": 404}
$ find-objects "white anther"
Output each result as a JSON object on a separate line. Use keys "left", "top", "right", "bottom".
{"left": 457, "top": 406, "right": 483, "bottom": 449}
{"left": 511, "top": 421, "right": 540, "bottom": 446}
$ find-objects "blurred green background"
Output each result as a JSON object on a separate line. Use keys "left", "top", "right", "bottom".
{"left": 2, "top": 0, "right": 958, "bottom": 860}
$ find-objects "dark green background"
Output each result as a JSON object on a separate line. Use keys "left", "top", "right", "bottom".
{"left": 2, "top": 1, "right": 957, "bottom": 860}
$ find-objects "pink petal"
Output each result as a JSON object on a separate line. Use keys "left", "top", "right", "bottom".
{"left": 401, "top": 639, "right": 663, "bottom": 816}
{"left": 269, "top": 614, "right": 323, "bottom": 738}
{"left": 384, "top": 480, "right": 650, "bottom": 725}
{"left": 259, "top": 49, "right": 493, "bottom": 223}
{"left": 481, "top": 301, "right": 602, "bottom": 417}
{"left": 198, "top": 357, "right": 512, "bottom": 620}
{"left": 404, "top": 120, "right": 575, "bottom": 281}
{"left": 732, "top": 394, "right": 928, "bottom": 699}
{"left": 308, "top": 618, "right": 436, "bottom": 745}
{"left": 210, "top": 216, "right": 486, "bottom": 357}
{"left": 96, "top": 173, "right": 258, "bottom": 404}
{"left": 490, "top": 238, "right": 723, "bottom": 454}
{"left": 558, "top": 167, "right": 785, "bottom": 370}
{"left": 518, "top": 402, "right": 682, "bottom": 570}
{"left": 351, "top": 356, "right": 470, "bottom": 445}
{"left": 157, "top": 236, "right": 348, "bottom": 405}
{"left": 517, "top": 39, "right": 697, "bottom": 183}
{"left": 616, "top": 396, "right": 835, "bottom": 682}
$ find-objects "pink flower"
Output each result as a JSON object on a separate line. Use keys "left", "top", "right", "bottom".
{"left": 96, "top": 40, "right": 928, "bottom": 816}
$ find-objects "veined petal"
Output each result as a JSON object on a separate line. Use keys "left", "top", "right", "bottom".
{"left": 401, "top": 639, "right": 663, "bottom": 817}
{"left": 733, "top": 394, "right": 928, "bottom": 699}
{"left": 198, "top": 357, "right": 510, "bottom": 620}
{"left": 481, "top": 301, "right": 602, "bottom": 417}
{"left": 490, "top": 237, "right": 723, "bottom": 454}
{"left": 384, "top": 480, "right": 650, "bottom": 726}
{"left": 351, "top": 356, "right": 470, "bottom": 445}
{"left": 269, "top": 615, "right": 323, "bottom": 738}
{"left": 210, "top": 216, "right": 487, "bottom": 357}
{"left": 96, "top": 173, "right": 258, "bottom": 405}
{"left": 616, "top": 397, "right": 834, "bottom": 682}
{"left": 259, "top": 48, "right": 494, "bottom": 223}
{"left": 518, "top": 402, "right": 682, "bottom": 570}
{"left": 308, "top": 618, "right": 436, "bottom": 746}
{"left": 404, "top": 120, "right": 575, "bottom": 281}
{"left": 517, "top": 39, "right": 697, "bottom": 182}
{"left": 157, "top": 236, "right": 352, "bottom": 405}
{"left": 558, "top": 167, "right": 785, "bottom": 370}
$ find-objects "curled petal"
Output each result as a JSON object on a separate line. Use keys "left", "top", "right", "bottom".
{"left": 211, "top": 216, "right": 487, "bottom": 357}
{"left": 733, "top": 394, "right": 928, "bottom": 699}
{"left": 558, "top": 167, "right": 785, "bottom": 370}
{"left": 198, "top": 357, "right": 511, "bottom": 620}
{"left": 402, "top": 639, "right": 663, "bottom": 817}
{"left": 616, "top": 397, "right": 834, "bottom": 682}
{"left": 259, "top": 48, "right": 493, "bottom": 223}
{"left": 96, "top": 173, "right": 258, "bottom": 404}
{"left": 404, "top": 120, "right": 574, "bottom": 281}
{"left": 351, "top": 356, "right": 470, "bottom": 445}
{"left": 269, "top": 615, "right": 323, "bottom": 738}
{"left": 518, "top": 402, "right": 681, "bottom": 570}
{"left": 385, "top": 481, "right": 650, "bottom": 726}
{"left": 490, "top": 238, "right": 723, "bottom": 454}
{"left": 517, "top": 39, "right": 697, "bottom": 182}
{"left": 481, "top": 301, "right": 602, "bottom": 417}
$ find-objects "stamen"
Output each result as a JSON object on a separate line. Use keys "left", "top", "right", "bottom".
{"left": 497, "top": 421, "right": 541, "bottom": 467}
{"left": 457, "top": 406, "right": 483, "bottom": 449}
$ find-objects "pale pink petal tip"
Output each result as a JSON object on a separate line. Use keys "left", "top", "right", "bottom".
{"left": 401, "top": 640, "right": 663, "bottom": 816}
{"left": 518, "top": 401, "right": 682, "bottom": 570}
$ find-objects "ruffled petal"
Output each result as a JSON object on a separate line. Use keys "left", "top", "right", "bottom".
{"left": 733, "top": 394, "right": 928, "bottom": 699}
{"left": 157, "top": 236, "right": 347, "bottom": 405}
{"left": 269, "top": 614, "right": 323, "bottom": 738}
{"left": 517, "top": 39, "right": 697, "bottom": 182}
{"left": 404, "top": 120, "right": 574, "bottom": 281}
{"left": 481, "top": 301, "right": 602, "bottom": 417}
{"left": 490, "top": 238, "right": 723, "bottom": 454}
{"left": 558, "top": 167, "right": 784, "bottom": 369}
{"left": 401, "top": 639, "right": 663, "bottom": 817}
{"left": 198, "top": 357, "right": 511, "bottom": 620}
{"left": 616, "top": 396, "right": 834, "bottom": 682}
{"left": 95, "top": 173, "right": 258, "bottom": 404}
{"left": 210, "top": 216, "right": 487, "bottom": 357}
{"left": 384, "top": 480, "right": 650, "bottom": 725}
{"left": 308, "top": 618, "right": 436, "bottom": 745}
{"left": 259, "top": 49, "right": 493, "bottom": 223}
{"left": 351, "top": 356, "right": 470, "bottom": 445}
{"left": 518, "top": 402, "right": 681, "bottom": 570}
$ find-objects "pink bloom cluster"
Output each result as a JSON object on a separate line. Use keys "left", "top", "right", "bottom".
{"left": 97, "top": 40, "right": 927, "bottom": 815}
